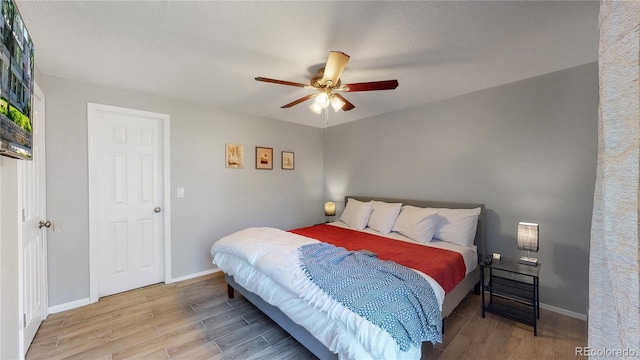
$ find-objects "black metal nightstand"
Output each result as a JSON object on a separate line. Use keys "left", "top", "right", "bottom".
{"left": 480, "top": 258, "right": 540, "bottom": 335}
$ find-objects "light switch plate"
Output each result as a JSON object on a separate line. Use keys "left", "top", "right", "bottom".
{"left": 177, "top": 188, "right": 184, "bottom": 198}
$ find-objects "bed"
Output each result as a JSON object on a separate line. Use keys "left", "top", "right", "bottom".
{"left": 211, "top": 196, "right": 485, "bottom": 360}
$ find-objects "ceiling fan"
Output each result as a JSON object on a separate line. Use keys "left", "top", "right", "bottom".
{"left": 255, "top": 51, "right": 399, "bottom": 114}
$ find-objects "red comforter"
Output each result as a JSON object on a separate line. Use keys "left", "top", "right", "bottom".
{"left": 290, "top": 224, "right": 466, "bottom": 294}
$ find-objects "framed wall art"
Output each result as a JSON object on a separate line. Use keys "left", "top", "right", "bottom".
{"left": 255, "top": 146, "right": 273, "bottom": 169}
{"left": 225, "top": 143, "right": 244, "bottom": 168}
{"left": 282, "top": 151, "right": 294, "bottom": 170}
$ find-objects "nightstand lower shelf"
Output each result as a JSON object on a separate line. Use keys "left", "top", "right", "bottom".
{"left": 484, "top": 296, "right": 536, "bottom": 327}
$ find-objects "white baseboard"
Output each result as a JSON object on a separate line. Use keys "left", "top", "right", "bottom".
{"left": 48, "top": 297, "right": 91, "bottom": 314}
{"left": 170, "top": 268, "right": 221, "bottom": 283}
{"left": 540, "top": 302, "right": 587, "bottom": 321}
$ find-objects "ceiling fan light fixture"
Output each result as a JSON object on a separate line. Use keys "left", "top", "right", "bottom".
{"left": 330, "top": 94, "right": 345, "bottom": 112}
{"left": 314, "top": 92, "right": 330, "bottom": 108}
{"left": 309, "top": 102, "right": 323, "bottom": 114}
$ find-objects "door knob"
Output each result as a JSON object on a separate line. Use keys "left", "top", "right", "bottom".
{"left": 38, "top": 220, "right": 55, "bottom": 231}
{"left": 154, "top": 207, "right": 162, "bottom": 213}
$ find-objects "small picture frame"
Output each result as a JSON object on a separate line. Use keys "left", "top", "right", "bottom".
{"left": 255, "top": 146, "right": 273, "bottom": 170}
{"left": 282, "top": 151, "right": 294, "bottom": 170}
{"left": 225, "top": 143, "right": 244, "bottom": 169}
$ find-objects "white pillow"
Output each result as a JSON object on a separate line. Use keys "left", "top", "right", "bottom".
{"left": 391, "top": 205, "right": 439, "bottom": 243}
{"left": 367, "top": 201, "right": 402, "bottom": 234}
{"left": 340, "top": 199, "right": 373, "bottom": 230}
{"left": 433, "top": 207, "right": 482, "bottom": 247}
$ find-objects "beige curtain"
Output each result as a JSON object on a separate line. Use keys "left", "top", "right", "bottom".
{"left": 589, "top": 1, "right": 640, "bottom": 357}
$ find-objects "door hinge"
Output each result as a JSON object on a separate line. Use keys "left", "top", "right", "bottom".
{"left": 22, "top": 208, "right": 26, "bottom": 222}
{"left": 23, "top": 313, "right": 27, "bottom": 328}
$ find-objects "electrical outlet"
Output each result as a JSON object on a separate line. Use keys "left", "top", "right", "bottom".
{"left": 177, "top": 188, "right": 185, "bottom": 198}
{"left": 492, "top": 253, "right": 501, "bottom": 260}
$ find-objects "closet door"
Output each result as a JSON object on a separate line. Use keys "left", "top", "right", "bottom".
{"left": 20, "top": 84, "right": 47, "bottom": 355}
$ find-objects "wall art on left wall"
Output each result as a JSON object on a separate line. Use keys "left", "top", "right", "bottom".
{"left": 225, "top": 143, "right": 244, "bottom": 168}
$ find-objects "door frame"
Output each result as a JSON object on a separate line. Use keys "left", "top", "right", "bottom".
{"left": 17, "top": 83, "right": 47, "bottom": 358}
{"left": 87, "top": 103, "right": 171, "bottom": 303}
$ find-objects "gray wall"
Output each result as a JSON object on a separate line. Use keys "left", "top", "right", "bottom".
{"left": 324, "top": 63, "right": 598, "bottom": 315}
{"left": 40, "top": 75, "right": 324, "bottom": 307}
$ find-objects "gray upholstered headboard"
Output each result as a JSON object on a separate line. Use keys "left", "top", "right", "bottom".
{"left": 345, "top": 196, "right": 486, "bottom": 262}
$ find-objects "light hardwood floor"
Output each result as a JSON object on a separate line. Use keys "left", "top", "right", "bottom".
{"left": 26, "top": 272, "right": 586, "bottom": 360}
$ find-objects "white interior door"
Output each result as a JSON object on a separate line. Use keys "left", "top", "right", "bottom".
{"left": 90, "top": 104, "right": 167, "bottom": 297}
{"left": 19, "top": 84, "right": 47, "bottom": 355}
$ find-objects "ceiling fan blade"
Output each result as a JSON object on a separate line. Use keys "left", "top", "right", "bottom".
{"left": 343, "top": 80, "right": 399, "bottom": 92}
{"left": 321, "top": 51, "right": 350, "bottom": 86}
{"left": 333, "top": 93, "right": 355, "bottom": 111}
{"left": 281, "top": 93, "right": 317, "bottom": 108}
{"left": 255, "top": 77, "right": 307, "bottom": 88}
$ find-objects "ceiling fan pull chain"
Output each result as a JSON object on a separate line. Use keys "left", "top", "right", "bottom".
{"left": 325, "top": 106, "right": 329, "bottom": 127}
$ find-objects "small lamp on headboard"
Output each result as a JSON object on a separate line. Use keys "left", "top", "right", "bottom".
{"left": 324, "top": 202, "right": 336, "bottom": 223}
{"left": 518, "top": 222, "right": 539, "bottom": 266}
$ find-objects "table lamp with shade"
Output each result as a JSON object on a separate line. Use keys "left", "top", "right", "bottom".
{"left": 324, "top": 202, "right": 336, "bottom": 223}
{"left": 518, "top": 222, "right": 539, "bottom": 266}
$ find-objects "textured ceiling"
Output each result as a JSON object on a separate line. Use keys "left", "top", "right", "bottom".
{"left": 16, "top": 1, "right": 599, "bottom": 128}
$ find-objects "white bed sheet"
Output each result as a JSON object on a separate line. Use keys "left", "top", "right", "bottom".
{"left": 211, "top": 225, "right": 476, "bottom": 360}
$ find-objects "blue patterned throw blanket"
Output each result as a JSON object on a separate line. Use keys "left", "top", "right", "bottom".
{"left": 298, "top": 242, "right": 442, "bottom": 351}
